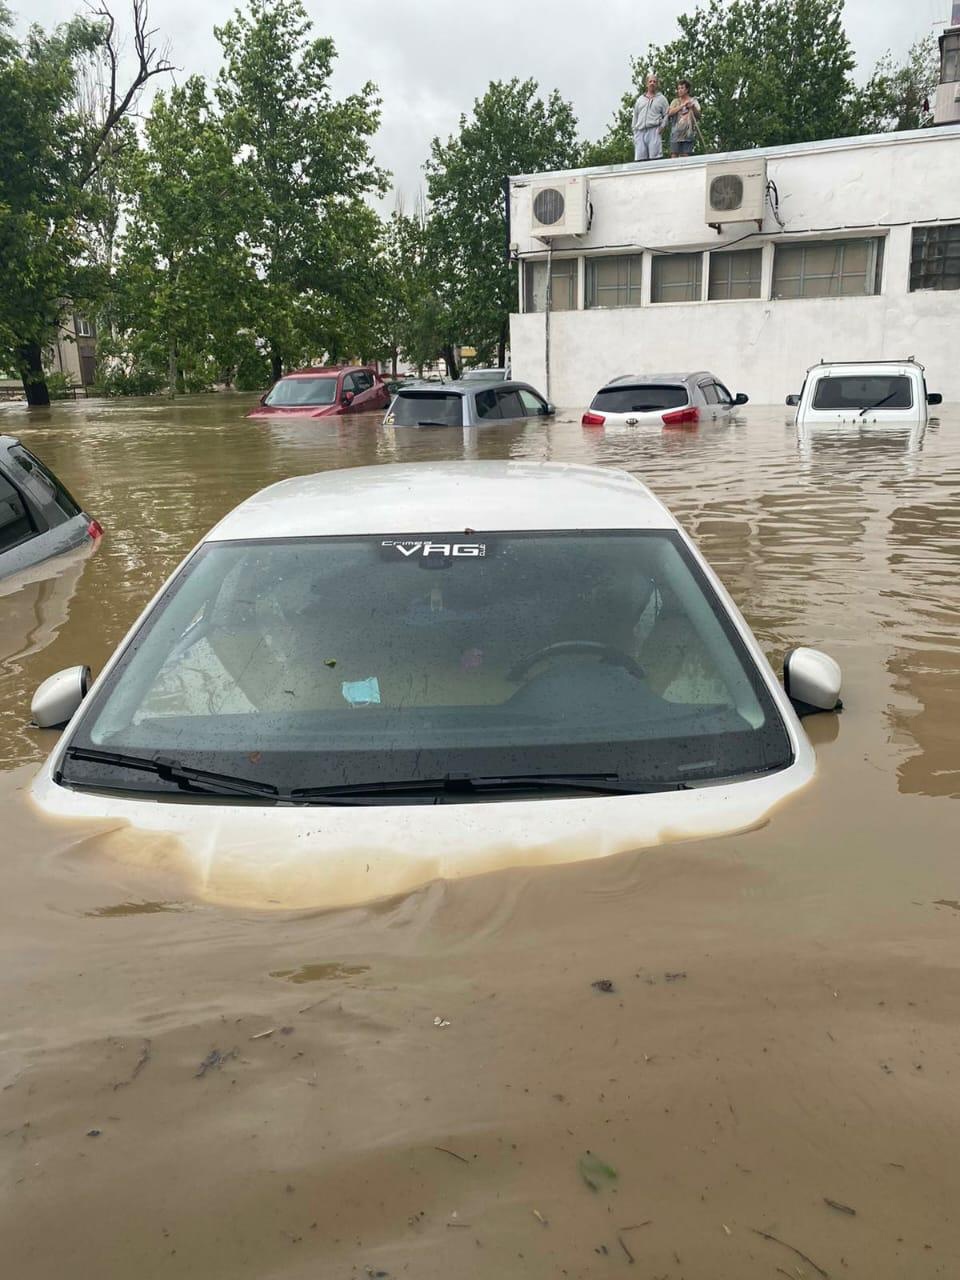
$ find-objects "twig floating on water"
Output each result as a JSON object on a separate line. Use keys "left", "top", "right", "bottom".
{"left": 250, "top": 1028, "right": 277, "bottom": 1040}
{"left": 750, "top": 1227, "right": 830, "bottom": 1278}
{"left": 619, "top": 1221, "right": 652, "bottom": 1232}
{"left": 113, "top": 1039, "right": 152, "bottom": 1090}
{"left": 824, "top": 1197, "right": 856, "bottom": 1216}
{"left": 194, "top": 1048, "right": 238, "bottom": 1078}
{"left": 434, "top": 1146, "right": 469, "bottom": 1164}
{"left": 617, "top": 1234, "right": 635, "bottom": 1264}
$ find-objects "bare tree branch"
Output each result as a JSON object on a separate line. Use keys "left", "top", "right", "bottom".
{"left": 79, "top": 0, "right": 174, "bottom": 184}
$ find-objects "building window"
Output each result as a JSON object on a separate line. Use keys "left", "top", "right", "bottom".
{"left": 910, "top": 223, "right": 960, "bottom": 292}
{"left": 708, "top": 248, "right": 762, "bottom": 300}
{"left": 772, "top": 238, "right": 884, "bottom": 299}
{"left": 651, "top": 253, "right": 703, "bottom": 304}
{"left": 942, "top": 31, "right": 960, "bottom": 84}
{"left": 523, "top": 259, "right": 577, "bottom": 312}
{"left": 74, "top": 314, "right": 95, "bottom": 338}
{"left": 585, "top": 255, "right": 643, "bottom": 308}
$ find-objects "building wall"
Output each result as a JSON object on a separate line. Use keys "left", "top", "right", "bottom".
{"left": 509, "top": 128, "right": 960, "bottom": 406}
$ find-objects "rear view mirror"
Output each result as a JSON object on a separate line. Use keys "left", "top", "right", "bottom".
{"left": 783, "top": 647, "right": 842, "bottom": 716}
{"left": 927, "top": 392, "right": 942, "bottom": 405}
{"left": 31, "top": 665, "right": 91, "bottom": 729}
{"left": 734, "top": 392, "right": 749, "bottom": 406}
{"left": 785, "top": 394, "right": 800, "bottom": 407}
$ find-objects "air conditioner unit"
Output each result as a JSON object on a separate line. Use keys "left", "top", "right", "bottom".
{"left": 704, "top": 158, "right": 767, "bottom": 227}
{"left": 530, "top": 176, "right": 590, "bottom": 238}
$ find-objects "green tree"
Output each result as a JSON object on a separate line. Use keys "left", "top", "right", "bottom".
{"left": 586, "top": 0, "right": 857, "bottom": 163}
{"left": 376, "top": 200, "right": 459, "bottom": 376}
{"left": 214, "top": 0, "right": 386, "bottom": 381}
{"left": 856, "top": 35, "right": 938, "bottom": 134}
{"left": 113, "top": 76, "right": 256, "bottom": 394}
{"left": 0, "top": 2, "right": 171, "bottom": 404}
{"left": 425, "top": 78, "right": 581, "bottom": 368}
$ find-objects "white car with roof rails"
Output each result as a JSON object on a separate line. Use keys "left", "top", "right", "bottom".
{"left": 786, "top": 359, "right": 942, "bottom": 426}
{"left": 30, "top": 462, "right": 841, "bottom": 908}
{"left": 582, "top": 372, "right": 749, "bottom": 429}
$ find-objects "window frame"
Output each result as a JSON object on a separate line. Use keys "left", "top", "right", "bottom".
{"left": 910, "top": 222, "right": 960, "bottom": 293}
{"left": 0, "top": 466, "right": 38, "bottom": 553}
{"left": 707, "top": 247, "right": 763, "bottom": 301}
{"left": 523, "top": 257, "right": 579, "bottom": 312}
{"left": 650, "top": 252, "right": 704, "bottom": 305}
{"left": 772, "top": 237, "right": 885, "bottom": 300}
{"left": 585, "top": 254, "right": 644, "bottom": 309}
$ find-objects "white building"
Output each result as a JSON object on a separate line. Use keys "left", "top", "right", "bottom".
{"left": 508, "top": 125, "right": 960, "bottom": 406}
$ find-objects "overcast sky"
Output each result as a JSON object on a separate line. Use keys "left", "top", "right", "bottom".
{"left": 14, "top": 0, "right": 949, "bottom": 210}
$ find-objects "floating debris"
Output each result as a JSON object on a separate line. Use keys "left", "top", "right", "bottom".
{"left": 195, "top": 1048, "right": 238, "bottom": 1078}
{"left": 578, "top": 1151, "right": 618, "bottom": 1192}
{"left": 591, "top": 979, "right": 616, "bottom": 994}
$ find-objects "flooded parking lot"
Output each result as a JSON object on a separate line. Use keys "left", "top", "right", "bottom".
{"left": 1, "top": 395, "right": 959, "bottom": 1277}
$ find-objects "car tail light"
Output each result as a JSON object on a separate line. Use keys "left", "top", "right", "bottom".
{"left": 87, "top": 519, "right": 103, "bottom": 539}
{"left": 581, "top": 411, "right": 606, "bottom": 426}
{"left": 661, "top": 406, "right": 699, "bottom": 426}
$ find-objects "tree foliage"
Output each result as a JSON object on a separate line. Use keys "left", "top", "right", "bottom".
{"left": 113, "top": 77, "right": 255, "bottom": 393}
{"left": 214, "top": 0, "right": 386, "bottom": 380}
{"left": 426, "top": 79, "right": 581, "bottom": 367}
{"left": 857, "top": 35, "right": 938, "bottom": 135}
{"left": 0, "top": 2, "right": 171, "bottom": 403}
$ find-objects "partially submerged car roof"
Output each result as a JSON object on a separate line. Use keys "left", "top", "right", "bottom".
{"left": 605, "top": 372, "right": 712, "bottom": 386}
{"left": 207, "top": 462, "right": 677, "bottom": 541}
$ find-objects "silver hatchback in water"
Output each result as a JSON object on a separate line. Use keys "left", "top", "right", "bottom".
{"left": 385, "top": 380, "right": 554, "bottom": 427}
{"left": 582, "top": 372, "right": 749, "bottom": 429}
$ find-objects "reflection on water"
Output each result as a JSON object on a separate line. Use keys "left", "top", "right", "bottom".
{"left": 1, "top": 393, "right": 960, "bottom": 1278}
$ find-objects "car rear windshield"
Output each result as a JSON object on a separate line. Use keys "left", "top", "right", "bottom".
{"left": 7, "top": 445, "right": 82, "bottom": 524}
{"left": 389, "top": 392, "right": 463, "bottom": 426}
{"left": 60, "top": 531, "right": 793, "bottom": 801}
{"left": 811, "top": 375, "right": 913, "bottom": 411}
{"left": 265, "top": 377, "right": 338, "bottom": 407}
{"left": 590, "top": 385, "right": 688, "bottom": 413}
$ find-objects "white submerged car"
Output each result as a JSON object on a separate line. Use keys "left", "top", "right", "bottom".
{"left": 786, "top": 359, "right": 942, "bottom": 426}
{"left": 31, "top": 463, "right": 841, "bottom": 908}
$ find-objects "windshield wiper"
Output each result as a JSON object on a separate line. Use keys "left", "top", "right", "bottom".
{"left": 62, "top": 747, "right": 280, "bottom": 799}
{"left": 291, "top": 773, "right": 691, "bottom": 801}
{"left": 858, "top": 392, "right": 899, "bottom": 416}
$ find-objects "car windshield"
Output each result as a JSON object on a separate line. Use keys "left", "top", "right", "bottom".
{"left": 389, "top": 393, "right": 463, "bottom": 426}
{"left": 591, "top": 385, "right": 688, "bottom": 413}
{"left": 811, "top": 375, "right": 912, "bottom": 410}
{"left": 265, "top": 377, "right": 338, "bottom": 407}
{"left": 60, "top": 532, "right": 792, "bottom": 800}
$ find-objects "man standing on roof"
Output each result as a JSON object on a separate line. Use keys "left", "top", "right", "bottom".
{"left": 667, "top": 79, "right": 702, "bottom": 157}
{"left": 632, "top": 74, "right": 669, "bottom": 162}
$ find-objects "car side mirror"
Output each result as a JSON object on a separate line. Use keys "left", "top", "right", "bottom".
{"left": 31, "top": 665, "right": 91, "bottom": 729}
{"left": 783, "top": 647, "right": 842, "bottom": 717}
{"left": 734, "top": 392, "right": 749, "bottom": 406}
{"left": 341, "top": 390, "right": 354, "bottom": 405}
{"left": 785, "top": 394, "right": 800, "bottom": 407}
{"left": 927, "top": 392, "right": 942, "bottom": 405}
{"left": 544, "top": 402, "right": 556, "bottom": 416}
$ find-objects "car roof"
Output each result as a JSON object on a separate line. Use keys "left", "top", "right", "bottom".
{"left": 394, "top": 380, "right": 534, "bottom": 397}
{"left": 805, "top": 361, "right": 923, "bottom": 376}
{"left": 281, "top": 366, "right": 372, "bottom": 379}
{"left": 604, "top": 372, "right": 712, "bottom": 387}
{"left": 206, "top": 462, "right": 678, "bottom": 541}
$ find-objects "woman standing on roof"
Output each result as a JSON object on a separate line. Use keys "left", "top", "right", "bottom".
{"left": 667, "top": 79, "right": 701, "bottom": 158}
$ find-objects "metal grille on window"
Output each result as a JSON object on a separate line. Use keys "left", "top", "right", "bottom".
{"left": 772, "top": 238, "right": 883, "bottom": 299}
{"left": 708, "top": 248, "right": 762, "bottom": 300}
{"left": 910, "top": 224, "right": 960, "bottom": 292}
{"left": 523, "top": 260, "right": 577, "bottom": 312}
{"left": 651, "top": 253, "right": 703, "bottom": 304}
{"left": 585, "top": 255, "right": 643, "bottom": 308}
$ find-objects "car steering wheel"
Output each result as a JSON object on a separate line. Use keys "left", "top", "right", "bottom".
{"left": 508, "top": 640, "right": 645, "bottom": 683}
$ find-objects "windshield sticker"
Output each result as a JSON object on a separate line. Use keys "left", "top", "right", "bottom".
{"left": 381, "top": 539, "right": 488, "bottom": 559}
{"left": 341, "top": 676, "right": 381, "bottom": 707}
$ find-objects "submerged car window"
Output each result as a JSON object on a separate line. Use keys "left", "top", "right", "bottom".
{"left": 811, "top": 375, "right": 912, "bottom": 410}
{"left": 495, "top": 389, "right": 526, "bottom": 419}
{"left": 62, "top": 532, "right": 792, "bottom": 798}
{"left": 591, "top": 385, "right": 688, "bottom": 413}
{"left": 8, "top": 445, "right": 81, "bottom": 522}
{"left": 518, "top": 389, "right": 548, "bottom": 415}
{"left": 390, "top": 393, "right": 463, "bottom": 426}
{"left": 265, "top": 377, "right": 338, "bottom": 407}
{"left": 0, "top": 473, "right": 34, "bottom": 552}
{"left": 475, "top": 390, "right": 500, "bottom": 420}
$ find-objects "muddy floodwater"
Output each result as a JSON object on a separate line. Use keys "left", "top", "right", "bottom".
{"left": 1, "top": 395, "right": 959, "bottom": 1278}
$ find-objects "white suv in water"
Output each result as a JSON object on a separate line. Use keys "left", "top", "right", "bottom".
{"left": 582, "top": 372, "right": 749, "bottom": 429}
{"left": 786, "top": 359, "right": 942, "bottom": 426}
{"left": 30, "top": 463, "right": 840, "bottom": 907}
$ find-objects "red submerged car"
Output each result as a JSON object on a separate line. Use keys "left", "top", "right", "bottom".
{"left": 247, "top": 365, "right": 391, "bottom": 418}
